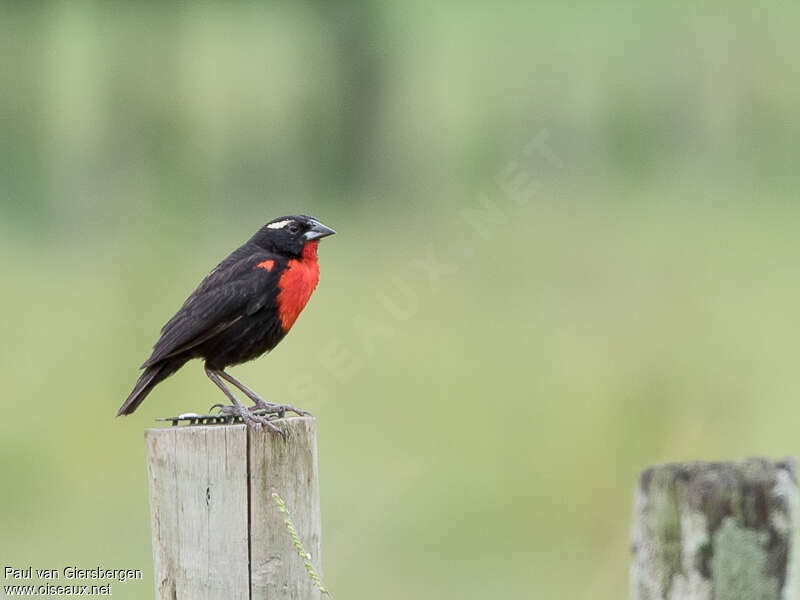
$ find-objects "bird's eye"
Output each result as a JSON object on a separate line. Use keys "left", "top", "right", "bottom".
{"left": 286, "top": 223, "right": 300, "bottom": 234}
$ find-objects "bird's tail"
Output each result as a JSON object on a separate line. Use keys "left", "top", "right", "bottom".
{"left": 117, "top": 358, "right": 186, "bottom": 416}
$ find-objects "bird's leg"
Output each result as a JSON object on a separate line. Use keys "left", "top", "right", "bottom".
{"left": 204, "top": 367, "right": 284, "bottom": 435}
{"left": 216, "top": 370, "right": 310, "bottom": 417}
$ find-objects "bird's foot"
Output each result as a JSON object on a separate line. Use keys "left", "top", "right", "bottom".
{"left": 210, "top": 403, "right": 285, "bottom": 436}
{"left": 250, "top": 399, "right": 310, "bottom": 418}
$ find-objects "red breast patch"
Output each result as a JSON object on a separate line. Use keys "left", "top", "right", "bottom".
{"left": 276, "top": 241, "right": 320, "bottom": 331}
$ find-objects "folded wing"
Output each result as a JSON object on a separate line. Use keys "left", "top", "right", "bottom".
{"left": 141, "top": 250, "right": 281, "bottom": 368}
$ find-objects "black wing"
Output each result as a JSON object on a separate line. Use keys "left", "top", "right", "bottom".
{"left": 141, "top": 247, "right": 282, "bottom": 368}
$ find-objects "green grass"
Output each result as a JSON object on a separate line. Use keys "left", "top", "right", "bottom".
{"left": 273, "top": 492, "right": 332, "bottom": 597}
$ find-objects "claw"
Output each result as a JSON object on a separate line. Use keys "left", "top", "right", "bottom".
{"left": 251, "top": 401, "right": 310, "bottom": 418}
{"left": 245, "top": 413, "right": 285, "bottom": 437}
{"left": 216, "top": 403, "right": 285, "bottom": 436}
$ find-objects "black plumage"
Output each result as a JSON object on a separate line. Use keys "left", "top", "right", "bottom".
{"left": 117, "top": 215, "right": 335, "bottom": 429}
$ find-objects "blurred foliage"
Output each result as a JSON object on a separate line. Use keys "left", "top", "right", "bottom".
{"left": 2, "top": 1, "right": 800, "bottom": 599}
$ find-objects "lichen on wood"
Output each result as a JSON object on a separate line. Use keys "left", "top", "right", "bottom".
{"left": 630, "top": 458, "right": 797, "bottom": 600}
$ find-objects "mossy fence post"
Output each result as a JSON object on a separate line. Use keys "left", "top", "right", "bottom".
{"left": 630, "top": 457, "right": 798, "bottom": 600}
{"left": 144, "top": 416, "right": 323, "bottom": 600}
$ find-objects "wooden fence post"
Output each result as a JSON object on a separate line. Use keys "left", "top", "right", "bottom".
{"left": 630, "top": 457, "right": 797, "bottom": 600}
{"left": 145, "top": 416, "right": 322, "bottom": 600}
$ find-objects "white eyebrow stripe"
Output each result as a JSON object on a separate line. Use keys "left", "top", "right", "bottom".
{"left": 267, "top": 220, "right": 292, "bottom": 229}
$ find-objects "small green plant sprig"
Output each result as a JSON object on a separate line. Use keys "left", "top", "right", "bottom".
{"left": 272, "top": 492, "right": 333, "bottom": 598}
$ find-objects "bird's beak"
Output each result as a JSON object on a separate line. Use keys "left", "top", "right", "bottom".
{"left": 304, "top": 220, "right": 336, "bottom": 241}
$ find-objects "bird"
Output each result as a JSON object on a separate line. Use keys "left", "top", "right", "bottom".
{"left": 117, "top": 215, "right": 336, "bottom": 432}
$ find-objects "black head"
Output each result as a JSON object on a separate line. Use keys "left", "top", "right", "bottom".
{"left": 252, "top": 215, "right": 336, "bottom": 256}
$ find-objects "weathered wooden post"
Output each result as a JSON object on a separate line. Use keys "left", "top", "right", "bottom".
{"left": 145, "top": 416, "right": 322, "bottom": 600}
{"left": 631, "top": 457, "right": 797, "bottom": 600}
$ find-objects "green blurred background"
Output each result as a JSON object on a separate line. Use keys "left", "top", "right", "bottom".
{"left": 2, "top": 1, "right": 800, "bottom": 598}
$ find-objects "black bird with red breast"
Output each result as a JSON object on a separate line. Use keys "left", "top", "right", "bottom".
{"left": 117, "top": 215, "right": 336, "bottom": 431}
